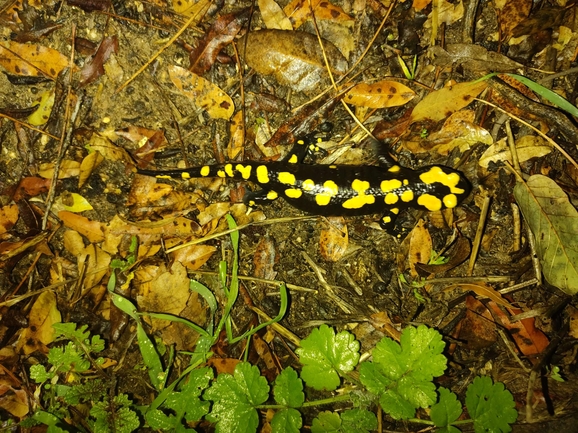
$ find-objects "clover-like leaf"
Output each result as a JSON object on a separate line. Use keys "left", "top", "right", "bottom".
{"left": 466, "top": 376, "right": 518, "bottom": 433}
{"left": 274, "top": 367, "right": 304, "bottom": 408}
{"left": 431, "top": 387, "right": 462, "bottom": 429}
{"left": 296, "top": 325, "right": 360, "bottom": 391}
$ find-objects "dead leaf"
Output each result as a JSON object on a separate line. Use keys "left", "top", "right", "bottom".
{"left": 79, "top": 35, "right": 118, "bottom": 86}
{"left": 168, "top": 65, "right": 234, "bottom": 120}
{"left": 11, "top": 177, "right": 51, "bottom": 201}
{"left": 17, "top": 291, "right": 61, "bottom": 355}
{"left": 253, "top": 235, "right": 278, "bottom": 280}
{"left": 172, "top": 0, "right": 211, "bottom": 18}
{"left": 171, "top": 244, "right": 217, "bottom": 271}
{"left": 0, "top": 41, "right": 69, "bottom": 78}
{"left": 283, "top": 0, "right": 352, "bottom": 29}
{"left": 0, "top": 204, "right": 19, "bottom": 235}
{"left": 38, "top": 160, "right": 80, "bottom": 179}
{"left": 406, "top": 220, "right": 432, "bottom": 278}
{"left": 410, "top": 80, "right": 488, "bottom": 123}
{"left": 479, "top": 135, "right": 552, "bottom": 169}
{"left": 259, "top": 0, "right": 292, "bottom": 30}
{"left": 79, "top": 151, "right": 104, "bottom": 189}
{"left": 319, "top": 217, "right": 348, "bottom": 262}
{"left": 458, "top": 296, "right": 497, "bottom": 350}
{"left": 58, "top": 211, "right": 105, "bottom": 243}
{"left": 343, "top": 81, "right": 415, "bottom": 108}
{"left": 0, "top": 380, "right": 29, "bottom": 418}
{"left": 447, "top": 283, "right": 514, "bottom": 308}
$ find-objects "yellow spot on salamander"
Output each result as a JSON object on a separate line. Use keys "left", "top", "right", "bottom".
{"left": 391, "top": 208, "right": 399, "bottom": 214}
{"left": 200, "top": 166, "right": 210, "bottom": 176}
{"left": 225, "top": 164, "right": 234, "bottom": 177}
{"left": 403, "top": 179, "right": 409, "bottom": 186}
{"left": 329, "top": 165, "right": 337, "bottom": 169}
{"left": 382, "top": 216, "right": 392, "bottom": 224}
{"left": 288, "top": 154, "right": 298, "bottom": 164}
{"left": 235, "top": 164, "right": 252, "bottom": 180}
{"left": 418, "top": 194, "right": 442, "bottom": 211}
{"left": 388, "top": 165, "right": 401, "bottom": 173}
{"left": 380, "top": 179, "right": 402, "bottom": 193}
{"left": 256, "top": 165, "right": 269, "bottom": 183}
{"left": 217, "top": 170, "right": 226, "bottom": 178}
{"left": 278, "top": 172, "right": 296, "bottom": 185}
{"left": 420, "top": 166, "right": 465, "bottom": 194}
{"left": 285, "top": 188, "right": 302, "bottom": 198}
{"left": 443, "top": 194, "right": 458, "bottom": 208}
{"left": 385, "top": 193, "right": 398, "bottom": 205}
{"left": 316, "top": 180, "right": 339, "bottom": 206}
{"left": 401, "top": 190, "right": 414, "bottom": 202}
{"left": 267, "top": 191, "right": 278, "bottom": 200}
{"left": 156, "top": 175, "right": 172, "bottom": 179}
{"left": 297, "top": 139, "right": 305, "bottom": 145}
{"left": 181, "top": 172, "right": 191, "bottom": 179}
{"left": 342, "top": 179, "right": 375, "bottom": 209}
{"left": 302, "top": 179, "right": 315, "bottom": 191}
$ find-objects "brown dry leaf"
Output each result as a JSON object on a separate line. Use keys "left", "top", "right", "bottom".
{"left": 283, "top": 0, "right": 352, "bottom": 29}
{"left": 413, "top": 0, "right": 431, "bottom": 11}
{"left": 369, "top": 311, "right": 401, "bottom": 341}
{"left": 430, "top": 44, "right": 523, "bottom": 73}
{"left": 496, "top": 0, "right": 532, "bottom": 39}
{"left": 171, "top": 244, "right": 217, "bottom": 271}
{"left": 79, "top": 151, "right": 104, "bottom": 189}
{"left": 410, "top": 80, "right": 488, "bottom": 123}
{"left": 228, "top": 110, "right": 245, "bottom": 160}
{"left": 319, "top": 217, "right": 348, "bottom": 262}
{"left": 479, "top": 135, "right": 552, "bottom": 168}
{"left": 343, "top": 81, "right": 415, "bottom": 108}
{"left": 197, "top": 202, "right": 235, "bottom": 226}
{"left": 87, "top": 132, "right": 132, "bottom": 162}
{"left": 128, "top": 175, "right": 198, "bottom": 218}
{"left": 37, "top": 160, "right": 80, "bottom": 179}
{"left": 406, "top": 220, "right": 432, "bottom": 278}
{"left": 168, "top": 65, "right": 234, "bottom": 120}
{"left": 457, "top": 296, "right": 497, "bottom": 350}
{"left": 253, "top": 235, "right": 278, "bottom": 280}
{"left": 569, "top": 307, "right": 578, "bottom": 339}
{"left": 0, "top": 41, "right": 68, "bottom": 78}
{"left": 487, "top": 301, "right": 549, "bottom": 363}
{"left": 137, "top": 261, "right": 207, "bottom": 350}
{"left": 17, "top": 291, "right": 61, "bottom": 355}
{"left": 259, "top": 0, "right": 292, "bottom": 30}
{"left": 12, "top": 177, "right": 51, "bottom": 201}
{"left": 0, "top": 204, "right": 19, "bottom": 235}
{"left": 58, "top": 211, "right": 104, "bottom": 243}
{"left": 83, "top": 244, "right": 111, "bottom": 291}
{"left": 240, "top": 29, "right": 348, "bottom": 93}
{"left": 0, "top": 379, "right": 29, "bottom": 418}
{"left": 207, "top": 358, "right": 241, "bottom": 375}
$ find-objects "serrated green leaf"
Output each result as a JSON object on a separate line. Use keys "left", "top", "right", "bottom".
{"left": 370, "top": 337, "right": 404, "bottom": 379}
{"left": 296, "top": 325, "right": 360, "bottom": 391}
{"left": 379, "top": 389, "right": 416, "bottom": 420}
{"left": 273, "top": 367, "right": 304, "bottom": 408}
{"left": 358, "top": 362, "right": 393, "bottom": 395}
{"left": 90, "top": 395, "right": 140, "bottom": 433}
{"left": 311, "top": 411, "right": 341, "bottom": 433}
{"left": 145, "top": 408, "right": 177, "bottom": 430}
{"left": 398, "top": 325, "right": 447, "bottom": 380}
{"left": 465, "top": 376, "right": 517, "bottom": 433}
{"left": 30, "top": 364, "right": 52, "bottom": 383}
{"left": 63, "top": 379, "right": 108, "bottom": 405}
{"left": 271, "top": 408, "right": 302, "bottom": 433}
{"left": 163, "top": 367, "right": 212, "bottom": 422}
{"left": 436, "top": 426, "right": 462, "bottom": 433}
{"left": 341, "top": 408, "right": 378, "bottom": 432}
{"left": 204, "top": 362, "right": 269, "bottom": 433}
{"left": 514, "top": 175, "right": 578, "bottom": 295}
{"left": 398, "top": 375, "right": 437, "bottom": 408}
{"left": 431, "top": 387, "right": 462, "bottom": 428}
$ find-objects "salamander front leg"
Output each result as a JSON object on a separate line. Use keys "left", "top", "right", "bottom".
{"left": 379, "top": 207, "right": 407, "bottom": 237}
{"left": 243, "top": 189, "right": 279, "bottom": 207}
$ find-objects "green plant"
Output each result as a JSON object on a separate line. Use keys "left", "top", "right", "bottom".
{"left": 27, "top": 215, "right": 519, "bottom": 432}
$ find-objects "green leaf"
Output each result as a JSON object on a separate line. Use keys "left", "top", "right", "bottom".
{"left": 89, "top": 394, "right": 140, "bottom": 433}
{"left": 273, "top": 367, "right": 304, "bottom": 408}
{"left": 165, "top": 367, "right": 212, "bottom": 422}
{"left": 204, "top": 362, "right": 269, "bottom": 433}
{"left": 465, "top": 376, "right": 517, "bottom": 433}
{"left": 341, "top": 409, "right": 378, "bottom": 432}
{"left": 359, "top": 325, "right": 446, "bottom": 420}
{"left": 30, "top": 364, "right": 52, "bottom": 383}
{"left": 514, "top": 175, "right": 578, "bottom": 294}
{"left": 311, "top": 411, "right": 341, "bottom": 433}
{"left": 505, "top": 73, "right": 578, "bottom": 118}
{"left": 63, "top": 379, "right": 108, "bottom": 405}
{"left": 271, "top": 408, "right": 302, "bottom": 433}
{"left": 296, "top": 325, "right": 360, "bottom": 391}
{"left": 431, "top": 387, "right": 462, "bottom": 428}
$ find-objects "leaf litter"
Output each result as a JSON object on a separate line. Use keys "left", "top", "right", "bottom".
{"left": 1, "top": 0, "right": 578, "bottom": 430}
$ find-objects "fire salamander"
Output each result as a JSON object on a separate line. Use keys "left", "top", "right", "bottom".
{"left": 137, "top": 129, "right": 470, "bottom": 234}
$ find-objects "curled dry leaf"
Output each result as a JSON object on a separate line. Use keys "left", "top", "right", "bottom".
{"left": 479, "top": 135, "right": 551, "bottom": 169}
{"left": 514, "top": 175, "right": 578, "bottom": 295}
{"left": 240, "top": 29, "right": 348, "bottom": 93}
{"left": 79, "top": 151, "right": 104, "bottom": 189}
{"left": 410, "top": 80, "right": 487, "bottom": 123}
{"left": 168, "top": 65, "right": 234, "bottom": 120}
{"left": 343, "top": 81, "right": 415, "bottom": 108}
{"left": 319, "top": 217, "right": 348, "bottom": 262}
{"left": 0, "top": 41, "right": 69, "bottom": 78}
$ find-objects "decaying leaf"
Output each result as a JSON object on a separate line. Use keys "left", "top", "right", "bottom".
{"left": 17, "top": 291, "right": 61, "bottom": 355}
{"left": 496, "top": 0, "right": 532, "bottom": 39}
{"left": 168, "top": 65, "right": 234, "bottom": 120}
{"left": 430, "top": 44, "right": 523, "bottom": 73}
{"left": 479, "top": 135, "right": 551, "bottom": 168}
{"left": 283, "top": 0, "right": 352, "bottom": 29}
{"left": 172, "top": 0, "right": 211, "bottom": 19}
{"left": 514, "top": 175, "right": 578, "bottom": 295}
{"left": 259, "top": 0, "right": 292, "bottom": 30}
{"left": 0, "top": 204, "right": 19, "bottom": 235}
{"left": 58, "top": 210, "right": 105, "bottom": 243}
{"left": 38, "top": 160, "right": 80, "bottom": 179}
{"left": 27, "top": 90, "right": 54, "bottom": 125}
{"left": 79, "top": 151, "right": 104, "bottom": 189}
{"left": 343, "top": 81, "right": 415, "bottom": 108}
{"left": 410, "top": 80, "right": 488, "bottom": 123}
{"left": 171, "top": 244, "right": 217, "bottom": 271}
{"left": 240, "top": 29, "right": 348, "bottom": 93}
{"left": 0, "top": 41, "right": 69, "bottom": 78}
{"left": 319, "top": 217, "right": 348, "bottom": 262}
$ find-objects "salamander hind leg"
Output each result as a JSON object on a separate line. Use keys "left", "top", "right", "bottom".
{"left": 379, "top": 207, "right": 408, "bottom": 238}
{"left": 243, "top": 189, "right": 280, "bottom": 207}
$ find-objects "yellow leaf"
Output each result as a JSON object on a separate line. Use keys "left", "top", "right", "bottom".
{"left": 172, "top": 0, "right": 211, "bottom": 19}
{"left": 344, "top": 81, "right": 415, "bottom": 108}
{"left": 27, "top": 90, "right": 54, "bottom": 126}
{"left": 17, "top": 291, "right": 61, "bottom": 355}
{"left": 61, "top": 192, "right": 94, "bottom": 213}
{"left": 0, "top": 41, "right": 69, "bottom": 78}
{"left": 479, "top": 135, "right": 552, "bottom": 169}
{"left": 168, "top": 65, "right": 234, "bottom": 120}
{"left": 411, "top": 80, "right": 487, "bottom": 123}
{"left": 38, "top": 160, "right": 80, "bottom": 179}
{"left": 259, "top": 0, "right": 293, "bottom": 30}
{"left": 79, "top": 151, "right": 104, "bottom": 189}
